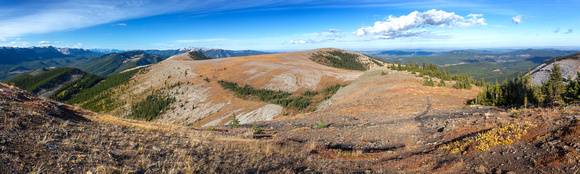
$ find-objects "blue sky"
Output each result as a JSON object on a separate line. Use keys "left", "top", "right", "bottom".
{"left": 0, "top": 0, "right": 578, "bottom": 51}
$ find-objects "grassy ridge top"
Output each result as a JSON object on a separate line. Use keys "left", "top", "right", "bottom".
{"left": 78, "top": 51, "right": 168, "bottom": 76}
{"left": 188, "top": 50, "right": 212, "bottom": 60}
{"left": 5, "top": 67, "right": 85, "bottom": 93}
{"left": 542, "top": 52, "right": 580, "bottom": 66}
{"left": 7, "top": 66, "right": 143, "bottom": 113}
{"left": 309, "top": 50, "right": 383, "bottom": 71}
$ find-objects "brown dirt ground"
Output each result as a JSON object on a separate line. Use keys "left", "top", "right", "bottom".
{"left": 4, "top": 62, "right": 580, "bottom": 173}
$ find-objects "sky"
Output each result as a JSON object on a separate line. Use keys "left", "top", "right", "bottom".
{"left": 0, "top": 0, "right": 579, "bottom": 51}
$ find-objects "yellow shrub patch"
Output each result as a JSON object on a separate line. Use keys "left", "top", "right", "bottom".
{"left": 440, "top": 122, "right": 536, "bottom": 154}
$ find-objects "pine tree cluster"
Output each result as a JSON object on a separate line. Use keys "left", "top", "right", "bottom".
{"left": 475, "top": 63, "right": 580, "bottom": 107}
{"left": 389, "top": 61, "right": 478, "bottom": 89}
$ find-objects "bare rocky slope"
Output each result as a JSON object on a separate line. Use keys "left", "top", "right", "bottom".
{"left": 107, "top": 48, "right": 373, "bottom": 127}
{"left": 530, "top": 53, "right": 580, "bottom": 85}
{"left": 4, "top": 65, "right": 580, "bottom": 173}
{"left": 253, "top": 67, "right": 580, "bottom": 173}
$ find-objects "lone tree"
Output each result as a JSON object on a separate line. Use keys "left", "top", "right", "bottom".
{"left": 229, "top": 113, "right": 240, "bottom": 129}
{"left": 542, "top": 63, "right": 565, "bottom": 106}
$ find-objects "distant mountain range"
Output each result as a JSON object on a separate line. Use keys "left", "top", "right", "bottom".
{"left": 0, "top": 46, "right": 101, "bottom": 65}
{"left": 367, "top": 50, "right": 437, "bottom": 56}
{"left": 90, "top": 46, "right": 269, "bottom": 58}
{"left": 369, "top": 48, "right": 578, "bottom": 62}
{"left": 76, "top": 50, "right": 168, "bottom": 76}
{"left": 5, "top": 48, "right": 375, "bottom": 127}
{"left": 0, "top": 46, "right": 270, "bottom": 81}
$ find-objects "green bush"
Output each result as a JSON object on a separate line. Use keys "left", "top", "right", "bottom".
{"left": 252, "top": 123, "right": 263, "bottom": 134}
{"left": 302, "top": 90, "right": 319, "bottom": 96}
{"left": 423, "top": 78, "right": 435, "bottom": 87}
{"left": 315, "top": 118, "right": 328, "bottom": 129}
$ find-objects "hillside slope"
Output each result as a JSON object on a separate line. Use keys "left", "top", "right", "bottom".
{"left": 251, "top": 67, "right": 580, "bottom": 173}
{"left": 0, "top": 83, "right": 311, "bottom": 173}
{"left": 0, "top": 46, "right": 102, "bottom": 81}
{"left": 4, "top": 63, "right": 580, "bottom": 173}
{"left": 377, "top": 48, "right": 578, "bottom": 83}
{"left": 309, "top": 48, "right": 386, "bottom": 71}
{"left": 4, "top": 67, "right": 88, "bottom": 98}
{"left": 530, "top": 53, "right": 580, "bottom": 85}
{"left": 76, "top": 51, "right": 168, "bottom": 76}
{"left": 95, "top": 48, "right": 366, "bottom": 127}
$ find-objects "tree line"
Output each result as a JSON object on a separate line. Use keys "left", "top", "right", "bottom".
{"left": 128, "top": 93, "right": 176, "bottom": 121}
{"left": 217, "top": 80, "right": 344, "bottom": 111}
{"left": 388, "top": 61, "right": 481, "bottom": 89}
{"left": 475, "top": 63, "right": 580, "bottom": 107}
{"left": 310, "top": 51, "right": 368, "bottom": 71}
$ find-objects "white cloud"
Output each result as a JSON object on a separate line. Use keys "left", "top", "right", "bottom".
{"left": 16, "top": 38, "right": 21, "bottom": 40}
{"left": 288, "top": 28, "right": 348, "bottom": 44}
{"left": 554, "top": 28, "right": 560, "bottom": 33}
{"left": 1, "top": 41, "right": 30, "bottom": 47}
{"left": 75, "top": 43, "right": 83, "bottom": 48}
{"left": 112, "top": 23, "right": 127, "bottom": 27}
{"left": 38, "top": 41, "right": 52, "bottom": 44}
{"left": 512, "top": 15, "right": 522, "bottom": 24}
{"left": 289, "top": 39, "right": 315, "bottom": 44}
{"left": 355, "top": 9, "right": 486, "bottom": 39}
{"left": 289, "top": 38, "right": 332, "bottom": 44}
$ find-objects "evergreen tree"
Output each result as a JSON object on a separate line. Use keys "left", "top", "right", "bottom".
{"left": 397, "top": 62, "right": 402, "bottom": 71}
{"left": 564, "top": 72, "right": 580, "bottom": 104}
{"left": 476, "top": 78, "right": 486, "bottom": 87}
{"left": 475, "top": 71, "right": 541, "bottom": 106}
{"left": 438, "top": 79, "right": 446, "bottom": 87}
{"left": 229, "top": 113, "right": 240, "bottom": 129}
{"left": 423, "top": 77, "right": 435, "bottom": 86}
{"left": 542, "top": 64, "right": 565, "bottom": 106}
